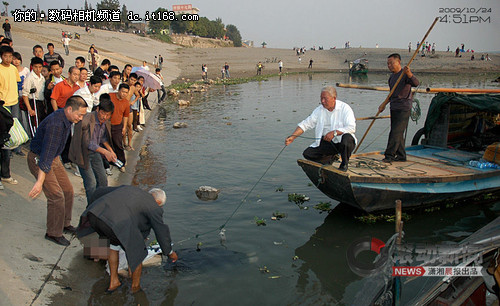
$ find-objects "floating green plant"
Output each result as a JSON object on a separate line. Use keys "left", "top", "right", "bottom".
{"left": 355, "top": 213, "right": 411, "bottom": 224}
{"left": 272, "top": 211, "right": 287, "bottom": 220}
{"left": 288, "top": 193, "right": 310, "bottom": 204}
{"left": 254, "top": 216, "right": 266, "bottom": 226}
{"left": 313, "top": 201, "right": 332, "bottom": 213}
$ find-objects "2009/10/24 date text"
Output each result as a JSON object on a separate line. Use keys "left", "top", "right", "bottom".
{"left": 438, "top": 7, "right": 491, "bottom": 24}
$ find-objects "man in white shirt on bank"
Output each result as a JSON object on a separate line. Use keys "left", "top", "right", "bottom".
{"left": 75, "top": 76, "right": 102, "bottom": 113}
{"left": 141, "top": 61, "right": 150, "bottom": 72}
{"left": 22, "top": 57, "right": 47, "bottom": 136}
{"left": 98, "top": 71, "right": 121, "bottom": 95}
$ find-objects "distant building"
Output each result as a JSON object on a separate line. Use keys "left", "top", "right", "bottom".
{"left": 242, "top": 40, "right": 254, "bottom": 48}
{"left": 172, "top": 4, "right": 200, "bottom": 15}
{"left": 130, "top": 21, "right": 146, "bottom": 33}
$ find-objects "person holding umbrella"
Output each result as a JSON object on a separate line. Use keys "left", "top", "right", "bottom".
{"left": 131, "top": 66, "right": 163, "bottom": 91}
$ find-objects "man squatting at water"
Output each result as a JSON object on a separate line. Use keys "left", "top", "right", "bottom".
{"left": 285, "top": 86, "right": 357, "bottom": 172}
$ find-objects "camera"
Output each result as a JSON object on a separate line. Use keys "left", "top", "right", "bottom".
{"left": 113, "top": 159, "right": 124, "bottom": 168}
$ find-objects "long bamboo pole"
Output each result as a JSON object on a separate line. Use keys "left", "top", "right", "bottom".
{"left": 337, "top": 83, "right": 428, "bottom": 93}
{"left": 426, "top": 87, "right": 500, "bottom": 93}
{"left": 356, "top": 115, "right": 391, "bottom": 121}
{"left": 353, "top": 17, "right": 439, "bottom": 154}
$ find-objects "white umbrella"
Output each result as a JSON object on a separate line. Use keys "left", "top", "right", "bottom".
{"left": 131, "top": 67, "right": 162, "bottom": 90}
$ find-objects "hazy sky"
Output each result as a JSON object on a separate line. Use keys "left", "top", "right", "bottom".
{"left": 6, "top": 0, "right": 500, "bottom": 51}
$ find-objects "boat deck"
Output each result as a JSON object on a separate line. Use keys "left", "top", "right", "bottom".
{"left": 332, "top": 146, "right": 500, "bottom": 184}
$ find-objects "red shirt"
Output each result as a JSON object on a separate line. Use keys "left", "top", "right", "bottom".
{"left": 51, "top": 79, "right": 79, "bottom": 108}
{"left": 109, "top": 92, "right": 130, "bottom": 125}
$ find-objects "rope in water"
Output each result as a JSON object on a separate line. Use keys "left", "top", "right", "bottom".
{"left": 176, "top": 145, "right": 288, "bottom": 245}
{"left": 174, "top": 119, "right": 413, "bottom": 245}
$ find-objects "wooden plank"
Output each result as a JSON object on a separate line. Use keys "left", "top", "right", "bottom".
{"left": 343, "top": 154, "right": 500, "bottom": 183}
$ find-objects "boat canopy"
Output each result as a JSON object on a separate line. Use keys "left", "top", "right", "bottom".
{"left": 424, "top": 93, "right": 500, "bottom": 135}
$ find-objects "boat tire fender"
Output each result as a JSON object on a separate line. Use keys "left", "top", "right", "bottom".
{"left": 411, "top": 128, "right": 425, "bottom": 146}
{"left": 346, "top": 236, "right": 389, "bottom": 277}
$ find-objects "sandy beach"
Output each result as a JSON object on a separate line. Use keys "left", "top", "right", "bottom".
{"left": 173, "top": 45, "right": 500, "bottom": 82}
{"left": 0, "top": 18, "right": 177, "bottom": 305}
{"left": 0, "top": 18, "right": 499, "bottom": 305}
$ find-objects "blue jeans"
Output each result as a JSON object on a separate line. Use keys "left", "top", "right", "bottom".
{"left": 78, "top": 151, "right": 108, "bottom": 206}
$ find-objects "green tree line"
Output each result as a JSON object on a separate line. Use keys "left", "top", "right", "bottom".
{"left": 147, "top": 7, "right": 243, "bottom": 47}
{"left": 36, "top": 0, "right": 244, "bottom": 47}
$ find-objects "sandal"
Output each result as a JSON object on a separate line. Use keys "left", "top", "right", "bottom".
{"left": 2, "top": 177, "right": 18, "bottom": 185}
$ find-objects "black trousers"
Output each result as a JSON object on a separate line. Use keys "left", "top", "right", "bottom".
{"left": 61, "top": 134, "right": 72, "bottom": 164}
{"left": 303, "top": 134, "right": 356, "bottom": 166}
{"left": 0, "top": 148, "right": 11, "bottom": 179}
{"left": 102, "top": 156, "right": 110, "bottom": 170}
{"left": 111, "top": 124, "right": 126, "bottom": 164}
{"left": 385, "top": 109, "right": 411, "bottom": 160}
{"left": 157, "top": 86, "right": 167, "bottom": 103}
{"left": 25, "top": 100, "right": 48, "bottom": 138}
{"left": 142, "top": 94, "right": 151, "bottom": 110}
{"left": 88, "top": 212, "right": 121, "bottom": 246}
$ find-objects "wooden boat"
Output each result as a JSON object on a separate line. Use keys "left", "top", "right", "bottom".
{"left": 352, "top": 217, "right": 500, "bottom": 305}
{"left": 298, "top": 93, "right": 500, "bottom": 212}
{"left": 348, "top": 58, "right": 368, "bottom": 75}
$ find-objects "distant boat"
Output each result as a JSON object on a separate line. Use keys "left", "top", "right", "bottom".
{"left": 348, "top": 58, "right": 368, "bottom": 75}
{"left": 298, "top": 93, "right": 500, "bottom": 212}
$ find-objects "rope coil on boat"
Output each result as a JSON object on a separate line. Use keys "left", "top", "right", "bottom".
{"left": 316, "top": 164, "right": 329, "bottom": 186}
{"left": 411, "top": 98, "right": 422, "bottom": 123}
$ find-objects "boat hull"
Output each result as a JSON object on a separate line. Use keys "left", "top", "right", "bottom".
{"left": 298, "top": 158, "right": 500, "bottom": 212}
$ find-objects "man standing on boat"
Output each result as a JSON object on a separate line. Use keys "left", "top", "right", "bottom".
{"left": 379, "top": 53, "right": 419, "bottom": 163}
{"left": 285, "top": 86, "right": 356, "bottom": 172}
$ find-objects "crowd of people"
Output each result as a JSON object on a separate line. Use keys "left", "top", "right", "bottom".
{"left": 0, "top": 37, "right": 165, "bottom": 183}
{"left": 0, "top": 36, "right": 165, "bottom": 219}
{"left": 408, "top": 41, "right": 492, "bottom": 62}
{"left": 0, "top": 32, "right": 177, "bottom": 292}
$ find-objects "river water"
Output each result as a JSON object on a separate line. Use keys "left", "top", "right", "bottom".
{"left": 92, "top": 73, "right": 499, "bottom": 305}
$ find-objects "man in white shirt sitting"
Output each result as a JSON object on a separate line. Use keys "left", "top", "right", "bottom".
{"left": 285, "top": 86, "right": 356, "bottom": 172}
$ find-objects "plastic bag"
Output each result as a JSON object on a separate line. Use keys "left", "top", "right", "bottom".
{"left": 3, "top": 117, "right": 29, "bottom": 149}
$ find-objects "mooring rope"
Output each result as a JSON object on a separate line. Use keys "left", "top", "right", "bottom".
{"left": 176, "top": 145, "right": 288, "bottom": 245}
